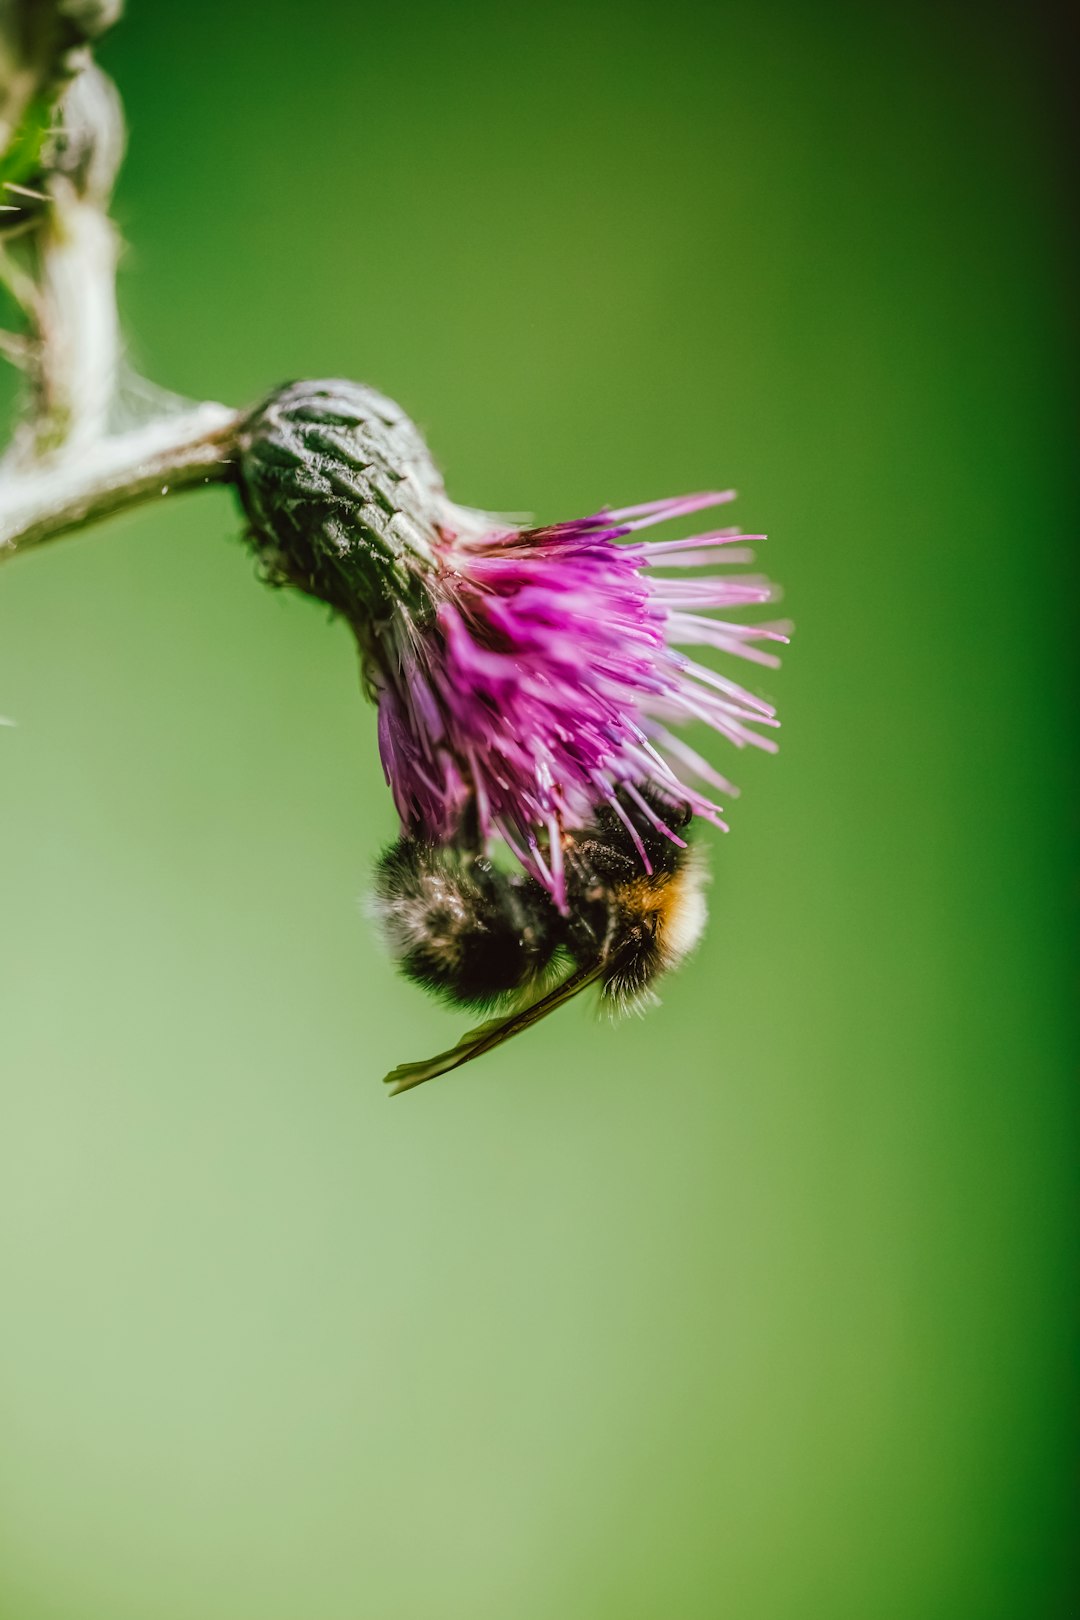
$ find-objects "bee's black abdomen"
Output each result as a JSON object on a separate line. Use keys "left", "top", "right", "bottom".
{"left": 372, "top": 840, "right": 559, "bottom": 1009}
{"left": 588, "top": 783, "right": 694, "bottom": 873}
{"left": 373, "top": 778, "right": 705, "bottom": 1027}
{"left": 561, "top": 784, "right": 706, "bottom": 1010}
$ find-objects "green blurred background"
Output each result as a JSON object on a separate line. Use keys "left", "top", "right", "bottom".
{"left": 0, "top": 2, "right": 1075, "bottom": 1616}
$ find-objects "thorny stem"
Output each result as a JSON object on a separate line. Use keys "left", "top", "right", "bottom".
{"left": 0, "top": 1, "right": 236, "bottom": 560}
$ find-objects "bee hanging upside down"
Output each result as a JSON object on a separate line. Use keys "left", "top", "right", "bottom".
{"left": 371, "top": 787, "right": 709, "bottom": 1094}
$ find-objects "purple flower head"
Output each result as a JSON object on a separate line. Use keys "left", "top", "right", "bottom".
{"left": 238, "top": 381, "right": 786, "bottom": 909}
{"left": 372, "top": 494, "right": 786, "bottom": 907}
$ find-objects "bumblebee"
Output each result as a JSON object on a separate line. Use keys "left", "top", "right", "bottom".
{"left": 371, "top": 786, "right": 708, "bottom": 1093}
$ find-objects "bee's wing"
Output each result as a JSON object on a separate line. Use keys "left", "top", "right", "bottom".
{"left": 383, "top": 963, "right": 602, "bottom": 1095}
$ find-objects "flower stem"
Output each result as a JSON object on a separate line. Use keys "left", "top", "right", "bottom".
{"left": 0, "top": 401, "right": 242, "bottom": 559}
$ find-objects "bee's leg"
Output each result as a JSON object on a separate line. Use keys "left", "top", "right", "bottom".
{"left": 384, "top": 963, "right": 602, "bottom": 1095}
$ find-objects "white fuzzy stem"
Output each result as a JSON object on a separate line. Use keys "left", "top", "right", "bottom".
{"left": 29, "top": 184, "right": 121, "bottom": 460}
{"left": 0, "top": 402, "right": 242, "bottom": 558}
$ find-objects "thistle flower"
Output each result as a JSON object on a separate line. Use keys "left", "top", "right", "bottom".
{"left": 238, "top": 379, "right": 786, "bottom": 907}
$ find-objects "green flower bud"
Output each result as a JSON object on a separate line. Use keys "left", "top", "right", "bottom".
{"left": 236, "top": 378, "right": 457, "bottom": 621}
